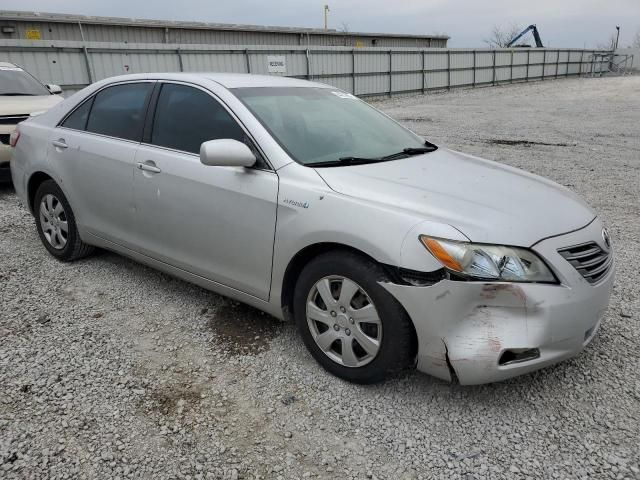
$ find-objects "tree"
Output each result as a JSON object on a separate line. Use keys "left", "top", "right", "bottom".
{"left": 484, "top": 24, "right": 522, "bottom": 48}
{"left": 633, "top": 29, "right": 640, "bottom": 48}
{"left": 339, "top": 22, "right": 350, "bottom": 46}
{"left": 597, "top": 33, "right": 618, "bottom": 51}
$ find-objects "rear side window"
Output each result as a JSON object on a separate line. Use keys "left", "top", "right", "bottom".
{"left": 86, "top": 83, "right": 153, "bottom": 141}
{"left": 151, "top": 83, "right": 245, "bottom": 154}
{"left": 61, "top": 98, "right": 93, "bottom": 131}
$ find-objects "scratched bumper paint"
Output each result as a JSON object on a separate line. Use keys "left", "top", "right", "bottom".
{"left": 382, "top": 218, "right": 614, "bottom": 385}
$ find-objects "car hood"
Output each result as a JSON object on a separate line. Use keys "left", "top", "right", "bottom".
{"left": 314, "top": 148, "right": 595, "bottom": 246}
{"left": 0, "top": 95, "right": 63, "bottom": 116}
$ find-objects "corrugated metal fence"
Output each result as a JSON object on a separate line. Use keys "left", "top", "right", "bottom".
{"left": 0, "top": 40, "right": 609, "bottom": 97}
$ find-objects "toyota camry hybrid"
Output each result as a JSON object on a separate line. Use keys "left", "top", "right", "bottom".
{"left": 10, "top": 73, "right": 614, "bottom": 385}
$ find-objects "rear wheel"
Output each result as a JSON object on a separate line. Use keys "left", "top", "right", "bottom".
{"left": 34, "top": 180, "right": 94, "bottom": 261}
{"left": 294, "top": 251, "right": 415, "bottom": 384}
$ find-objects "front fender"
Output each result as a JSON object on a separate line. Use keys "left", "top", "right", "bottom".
{"left": 269, "top": 163, "right": 463, "bottom": 311}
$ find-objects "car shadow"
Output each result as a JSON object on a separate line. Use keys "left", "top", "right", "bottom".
{"left": 0, "top": 180, "right": 14, "bottom": 198}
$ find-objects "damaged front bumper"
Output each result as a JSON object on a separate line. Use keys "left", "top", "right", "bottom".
{"left": 382, "top": 219, "right": 614, "bottom": 385}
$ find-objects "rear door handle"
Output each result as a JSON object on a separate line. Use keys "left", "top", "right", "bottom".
{"left": 52, "top": 139, "right": 68, "bottom": 149}
{"left": 136, "top": 161, "right": 161, "bottom": 174}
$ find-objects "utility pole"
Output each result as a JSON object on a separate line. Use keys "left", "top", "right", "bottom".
{"left": 614, "top": 26, "right": 620, "bottom": 50}
{"left": 324, "top": 5, "right": 330, "bottom": 30}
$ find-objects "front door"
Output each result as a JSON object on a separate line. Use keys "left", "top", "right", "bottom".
{"left": 132, "top": 82, "right": 278, "bottom": 300}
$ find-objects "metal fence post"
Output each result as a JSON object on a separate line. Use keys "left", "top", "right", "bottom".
{"left": 244, "top": 49, "right": 251, "bottom": 73}
{"left": 526, "top": 50, "right": 530, "bottom": 81}
{"left": 447, "top": 50, "right": 451, "bottom": 90}
{"left": 305, "top": 49, "right": 311, "bottom": 80}
{"left": 492, "top": 50, "right": 496, "bottom": 85}
{"left": 351, "top": 49, "right": 356, "bottom": 95}
{"left": 579, "top": 50, "right": 584, "bottom": 76}
{"left": 555, "top": 49, "right": 560, "bottom": 78}
{"left": 542, "top": 50, "right": 546, "bottom": 80}
{"left": 510, "top": 49, "right": 514, "bottom": 83}
{"left": 421, "top": 50, "right": 425, "bottom": 94}
{"left": 388, "top": 49, "right": 393, "bottom": 97}
{"left": 472, "top": 50, "right": 476, "bottom": 87}
{"left": 78, "top": 21, "right": 94, "bottom": 83}
{"left": 177, "top": 48, "right": 184, "bottom": 72}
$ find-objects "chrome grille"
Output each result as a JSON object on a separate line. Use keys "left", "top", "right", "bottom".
{"left": 558, "top": 242, "right": 612, "bottom": 284}
{"left": 0, "top": 134, "right": 9, "bottom": 145}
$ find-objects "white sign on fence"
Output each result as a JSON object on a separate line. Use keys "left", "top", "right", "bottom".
{"left": 267, "top": 55, "right": 286, "bottom": 74}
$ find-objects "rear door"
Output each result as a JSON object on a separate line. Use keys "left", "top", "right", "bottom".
{"left": 48, "top": 81, "right": 154, "bottom": 247}
{"left": 132, "top": 82, "right": 278, "bottom": 300}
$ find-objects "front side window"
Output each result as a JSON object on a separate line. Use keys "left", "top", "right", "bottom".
{"left": 233, "top": 87, "right": 429, "bottom": 166}
{"left": 151, "top": 83, "right": 245, "bottom": 154}
{"left": 0, "top": 67, "right": 50, "bottom": 96}
{"left": 86, "top": 83, "right": 153, "bottom": 141}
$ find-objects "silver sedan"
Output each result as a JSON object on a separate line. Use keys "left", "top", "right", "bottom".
{"left": 10, "top": 73, "right": 614, "bottom": 384}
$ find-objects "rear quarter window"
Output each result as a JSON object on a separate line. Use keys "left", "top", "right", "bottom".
{"left": 61, "top": 98, "right": 94, "bottom": 131}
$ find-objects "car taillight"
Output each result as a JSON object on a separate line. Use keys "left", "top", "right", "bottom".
{"left": 9, "top": 129, "right": 20, "bottom": 148}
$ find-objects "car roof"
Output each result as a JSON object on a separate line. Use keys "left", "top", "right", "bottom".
{"left": 0, "top": 61, "right": 19, "bottom": 68}
{"left": 202, "top": 73, "right": 330, "bottom": 89}
{"left": 98, "top": 72, "right": 331, "bottom": 90}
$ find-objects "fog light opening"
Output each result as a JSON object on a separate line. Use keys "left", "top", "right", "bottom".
{"left": 499, "top": 348, "right": 540, "bottom": 366}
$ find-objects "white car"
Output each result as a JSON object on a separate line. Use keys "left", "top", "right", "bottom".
{"left": 0, "top": 62, "right": 62, "bottom": 181}
{"left": 10, "top": 73, "right": 614, "bottom": 384}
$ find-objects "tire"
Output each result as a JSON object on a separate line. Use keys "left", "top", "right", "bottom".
{"left": 293, "top": 251, "right": 415, "bottom": 384}
{"left": 34, "top": 179, "right": 94, "bottom": 261}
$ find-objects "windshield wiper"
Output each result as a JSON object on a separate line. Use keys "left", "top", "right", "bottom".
{"left": 311, "top": 142, "right": 438, "bottom": 168}
{"left": 380, "top": 143, "right": 438, "bottom": 160}
{"left": 311, "top": 156, "right": 382, "bottom": 167}
{"left": 0, "top": 93, "right": 37, "bottom": 96}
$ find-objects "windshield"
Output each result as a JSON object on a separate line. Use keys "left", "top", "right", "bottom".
{"left": 0, "top": 67, "right": 50, "bottom": 96}
{"left": 233, "top": 87, "right": 429, "bottom": 165}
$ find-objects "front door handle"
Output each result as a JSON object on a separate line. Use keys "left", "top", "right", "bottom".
{"left": 136, "top": 161, "right": 161, "bottom": 174}
{"left": 52, "top": 139, "right": 68, "bottom": 149}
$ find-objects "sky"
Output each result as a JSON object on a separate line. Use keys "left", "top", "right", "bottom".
{"left": 2, "top": 0, "right": 639, "bottom": 48}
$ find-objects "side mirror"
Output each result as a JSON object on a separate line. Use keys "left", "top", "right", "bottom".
{"left": 46, "top": 84, "right": 63, "bottom": 95}
{"left": 200, "top": 139, "right": 256, "bottom": 168}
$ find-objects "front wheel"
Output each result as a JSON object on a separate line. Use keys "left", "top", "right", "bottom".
{"left": 293, "top": 251, "right": 415, "bottom": 384}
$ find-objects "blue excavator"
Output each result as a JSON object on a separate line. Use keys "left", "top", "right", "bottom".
{"left": 507, "top": 24, "right": 544, "bottom": 48}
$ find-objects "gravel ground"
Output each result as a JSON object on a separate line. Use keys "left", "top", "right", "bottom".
{"left": 1, "top": 75, "right": 639, "bottom": 480}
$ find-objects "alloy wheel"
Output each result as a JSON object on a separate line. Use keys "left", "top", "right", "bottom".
{"left": 39, "top": 193, "right": 68, "bottom": 250}
{"left": 306, "top": 275, "right": 382, "bottom": 367}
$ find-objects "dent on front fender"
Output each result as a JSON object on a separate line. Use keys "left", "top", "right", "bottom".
{"left": 381, "top": 280, "right": 546, "bottom": 384}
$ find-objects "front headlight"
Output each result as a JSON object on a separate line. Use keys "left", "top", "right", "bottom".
{"left": 419, "top": 236, "right": 557, "bottom": 283}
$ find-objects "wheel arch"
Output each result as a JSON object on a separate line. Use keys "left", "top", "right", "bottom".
{"left": 282, "top": 241, "right": 419, "bottom": 366}
{"left": 281, "top": 243, "right": 370, "bottom": 320}
{"left": 280, "top": 242, "right": 418, "bottom": 355}
{"left": 27, "top": 171, "right": 55, "bottom": 215}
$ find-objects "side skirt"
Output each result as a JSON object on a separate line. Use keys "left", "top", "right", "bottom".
{"left": 85, "top": 232, "right": 284, "bottom": 320}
